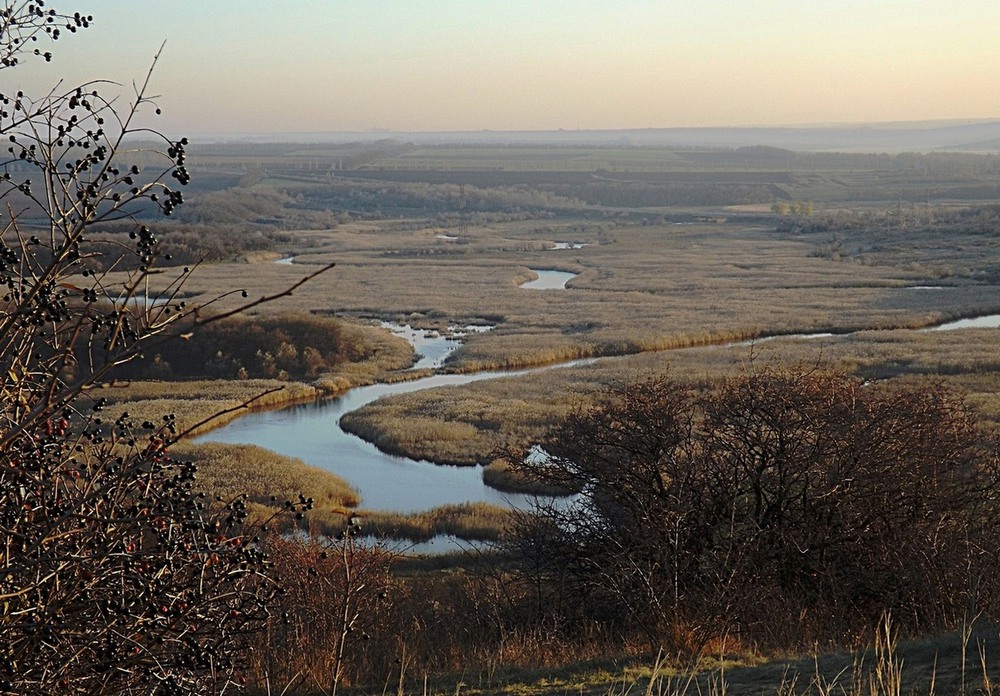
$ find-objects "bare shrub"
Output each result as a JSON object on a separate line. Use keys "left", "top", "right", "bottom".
{"left": 251, "top": 531, "right": 398, "bottom": 694}
{"left": 503, "top": 364, "right": 1000, "bottom": 653}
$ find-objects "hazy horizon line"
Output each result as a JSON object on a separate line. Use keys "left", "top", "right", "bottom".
{"left": 186, "top": 116, "right": 1000, "bottom": 140}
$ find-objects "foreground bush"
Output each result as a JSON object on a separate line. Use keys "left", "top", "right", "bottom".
{"left": 0, "top": 415, "right": 286, "bottom": 694}
{"left": 0, "top": 6, "right": 316, "bottom": 691}
{"left": 502, "top": 365, "right": 1000, "bottom": 651}
{"left": 250, "top": 533, "right": 398, "bottom": 694}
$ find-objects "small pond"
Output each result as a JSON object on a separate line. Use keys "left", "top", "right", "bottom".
{"left": 930, "top": 314, "right": 1000, "bottom": 330}
{"left": 519, "top": 269, "right": 578, "bottom": 290}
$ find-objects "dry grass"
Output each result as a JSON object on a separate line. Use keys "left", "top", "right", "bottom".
{"left": 358, "top": 502, "right": 513, "bottom": 542}
{"left": 89, "top": 208, "right": 999, "bottom": 534}
{"left": 170, "top": 441, "right": 360, "bottom": 527}
{"left": 339, "top": 328, "right": 1000, "bottom": 469}
{"left": 86, "top": 319, "right": 416, "bottom": 438}
{"left": 109, "top": 215, "right": 997, "bottom": 476}
{"left": 89, "top": 379, "right": 324, "bottom": 437}
{"left": 666, "top": 618, "right": 1000, "bottom": 696}
{"left": 482, "top": 459, "right": 576, "bottom": 496}
{"left": 134, "top": 220, "right": 999, "bottom": 375}
{"left": 359, "top": 617, "right": 1000, "bottom": 696}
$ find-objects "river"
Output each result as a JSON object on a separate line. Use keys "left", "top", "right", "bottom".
{"left": 194, "top": 323, "right": 589, "bottom": 513}
{"left": 198, "top": 268, "right": 998, "bottom": 517}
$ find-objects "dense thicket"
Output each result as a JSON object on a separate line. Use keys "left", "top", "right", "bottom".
{"left": 502, "top": 366, "right": 1000, "bottom": 651}
{"left": 115, "top": 313, "right": 363, "bottom": 380}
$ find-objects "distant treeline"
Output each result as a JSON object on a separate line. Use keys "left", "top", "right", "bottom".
{"left": 282, "top": 175, "right": 776, "bottom": 215}
{"left": 777, "top": 203, "right": 1000, "bottom": 235}
{"left": 82, "top": 221, "right": 286, "bottom": 268}
{"left": 82, "top": 188, "right": 345, "bottom": 268}
{"left": 291, "top": 177, "right": 585, "bottom": 216}
{"left": 545, "top": 180, "right": 780, "bottom": 207}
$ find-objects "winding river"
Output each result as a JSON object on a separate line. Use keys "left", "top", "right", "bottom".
{"left": 198, "top": 264, "right": 999, "bottom": 518}
{"left": 196, "top": 365, "right": 550, "bottom": 513}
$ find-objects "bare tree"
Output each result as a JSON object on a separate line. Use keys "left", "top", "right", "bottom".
{"left": 0, "top": 4, "right": 324, "bottom": 693}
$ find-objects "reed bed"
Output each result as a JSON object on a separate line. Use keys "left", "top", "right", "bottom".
{"left": 340, "top": 328, "right": 1000, "bottom": 472}
{"left": 359, "top": 502, "right": 514, "bottom": 542}
{"left": 170, "top": 441, "right": 360, "bottom": 523}
{"left": 482, "top": 459, "right": 578, "bottom": 495}
{"left": 143, "top": 220, "right": 1000, "bottom": 376}
{"left": 89, "top": 214, "right": 1000, "bottom": 533}
{"left": 90, "top": 379, "right": 323, "bottom": 437}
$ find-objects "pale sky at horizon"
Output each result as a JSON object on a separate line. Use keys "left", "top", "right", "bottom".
{"left": 9, "top": 1, "right": 1000, "bottom": 136}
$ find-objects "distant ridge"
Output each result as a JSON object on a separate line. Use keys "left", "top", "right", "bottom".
{"left": 194, "top": 120, "right": 1000, "bottom": 154}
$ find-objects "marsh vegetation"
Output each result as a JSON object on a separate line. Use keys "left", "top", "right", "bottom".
{"left": 24, "top": 135, "right": 1000, "bottom": 693}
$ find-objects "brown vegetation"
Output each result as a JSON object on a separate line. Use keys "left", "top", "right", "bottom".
{"left": 498, "top": 365, "right": 1000, "bottom": 654}
{"left": 0, "top": 10, "right": 318, "bottom": 691}
{"left": 90, "top": 378, "right": 324, "bottom": 437}
{"left": 174, "top": 441, "right": 360, "bottom": 518}
{"left": 163, "top": 214, "right": 999, "bottom": 381}
{"left": 340, "top": 327, "right": 1000, "bottom": 476}
{"left": 360, "top": 502, "right": 512, "bottom": 542}
{"left": 117, "top": 313, "right": 363, "bottom": 381}
{"left": 8, "top": 34, "right": 998, "bottom": 690}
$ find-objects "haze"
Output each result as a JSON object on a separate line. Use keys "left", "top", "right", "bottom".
{"left": 12, "top": 1, "right": 1000, "bottom": 136}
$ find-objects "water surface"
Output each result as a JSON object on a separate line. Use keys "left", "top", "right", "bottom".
{"left": 197, "top": 366, "right": 565, "bottom": 513}
{"left": 200, "top": 311, "right": 998, "bottom": 516}
{"left": 520, "top": 269, "right": 578, "bottom": 290}
{"left": 380, "top": 323, "right": 492, "bottom": 370}
{"left": 930, "top": 314, "right": 1000, "bottom": 330}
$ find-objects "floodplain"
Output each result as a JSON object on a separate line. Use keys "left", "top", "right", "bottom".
{"left": 90, "top": 140, "right": 1000, "bottom": 693}
{"left": 133, "top": 143, "right": 1000, "bottom": 480}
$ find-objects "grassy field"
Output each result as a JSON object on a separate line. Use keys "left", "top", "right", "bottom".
{"left": 340, "top": 327, "right": 1000, "bottom": 474}
{"left": 147, "top": 219, "right": 999, "bottom": 372}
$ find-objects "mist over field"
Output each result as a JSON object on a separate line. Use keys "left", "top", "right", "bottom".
{"left": 201, "top": 119, "right": 1000, "bottom": 154}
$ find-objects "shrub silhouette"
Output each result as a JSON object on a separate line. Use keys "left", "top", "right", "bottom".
{"left": 505, "top": 365, "right": 1000, "bottom": 651}
{"left": 0, "top": 5, "right": 320, "bottom": 692}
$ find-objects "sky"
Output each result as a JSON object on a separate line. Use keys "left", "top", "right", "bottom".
{"left": 9, "top": 1, "right": 1000, "bottom": 136}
